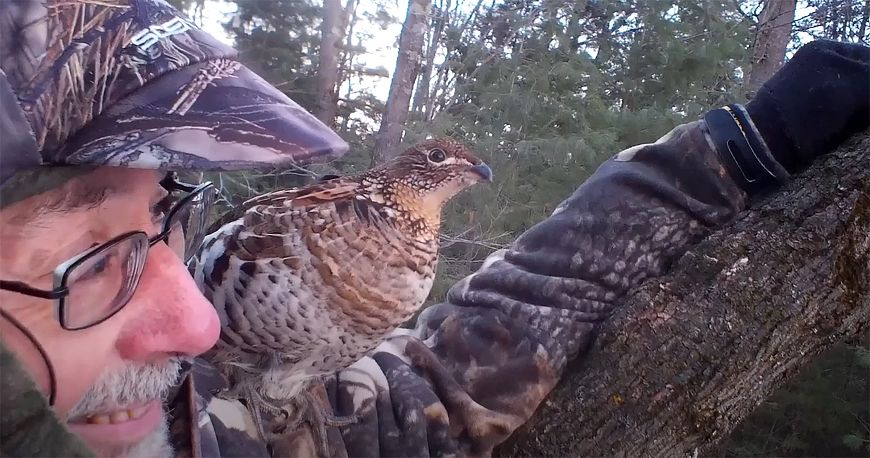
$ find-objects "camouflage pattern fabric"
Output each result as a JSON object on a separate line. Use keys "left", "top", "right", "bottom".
{"left": 0, "top": 339, "right": 94, "bottom": 457}
{"left": 0, "top": 0, "right": 347, "bottom": 203}
{"left": 168, "top": 115, "right": 784, "bottom": 457}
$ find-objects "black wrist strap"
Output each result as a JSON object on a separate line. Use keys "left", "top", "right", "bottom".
{"left": 703, "top": 104, "right": 788, "bottom": 194}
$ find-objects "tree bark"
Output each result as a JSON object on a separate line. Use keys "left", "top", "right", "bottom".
{"left": 747, "top": 0, "right": 797, "bottom": 92}
{"left": 373, "top": 0, "right": 432, "bottom": 164}
{"left": 314, "top": 0, "right": 346, "bottom": 126}
{"left": 496, "top": 133, "right": 870, "bottom": 457}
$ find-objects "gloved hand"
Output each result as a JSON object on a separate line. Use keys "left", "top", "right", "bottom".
{"left": 747, "top": 40, "right": 870, "bottom": 173}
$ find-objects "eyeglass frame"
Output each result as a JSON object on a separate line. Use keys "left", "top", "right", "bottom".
{"left": 0, "top": 177, "right": 215, "bottom": 331}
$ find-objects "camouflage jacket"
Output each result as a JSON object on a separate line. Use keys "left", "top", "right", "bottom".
{"left": 166, "top": 114, "right": 788, "bottom": 458}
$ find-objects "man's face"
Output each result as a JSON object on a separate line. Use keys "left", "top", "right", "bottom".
{"left": 0, "top": 167, "right": 220, "bottom": 457}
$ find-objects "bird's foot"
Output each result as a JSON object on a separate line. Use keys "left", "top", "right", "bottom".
{"left": 322, "top": 411, "right": 358, "bottom": 428}
{"left": 301, "top": 388, "right": 358, "bottom": 428}
{"left": 222, "top": 384, "right": 292, "bottom": 445}
{"left": 255, "top": 394, "right": 291, "bottom": 419}
{"left": 298, "top": 388, "right": 359, "bottom": 458}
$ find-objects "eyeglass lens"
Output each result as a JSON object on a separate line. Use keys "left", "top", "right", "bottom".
{"left": 61, "top": 235, "right": 148, "bottom": 330}
{"left": 61, "top": 185, "right": 214, "bottom": 329}
{"left": 166, "top": 187, "right": 214, "bottom": 261}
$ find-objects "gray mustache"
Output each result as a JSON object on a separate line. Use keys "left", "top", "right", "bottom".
{"left": 66, "top": 358, "right": 184, "bottom": 421}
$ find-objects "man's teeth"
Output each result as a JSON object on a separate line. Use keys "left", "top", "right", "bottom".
{"left": 85, "top": 406, "right": 148, "bottom": 425}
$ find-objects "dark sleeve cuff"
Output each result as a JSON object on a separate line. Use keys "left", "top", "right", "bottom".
{"left": 703, "top": 103, "right": 790, "bottom": 195}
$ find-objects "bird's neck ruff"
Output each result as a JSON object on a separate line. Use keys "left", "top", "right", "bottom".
{"left": 358, "top": 172, "right": 442, "bottom": 241}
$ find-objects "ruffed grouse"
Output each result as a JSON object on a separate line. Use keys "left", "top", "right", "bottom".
{"left": 189, "top": 138, "right": 491, "bottom": 437}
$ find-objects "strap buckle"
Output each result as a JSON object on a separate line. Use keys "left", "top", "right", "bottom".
{"left": 703, "top": 104, "right": 786, "bottom": 194}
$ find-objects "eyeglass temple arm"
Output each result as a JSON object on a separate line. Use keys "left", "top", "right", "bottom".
{"left": 159, "top": 172, "right": 199, "bottom": 193}
{"left": 0, "top": 280, "right": 68, "bottom": 299}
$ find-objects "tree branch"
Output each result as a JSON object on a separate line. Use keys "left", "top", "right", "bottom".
{"left": 496, "top": 133, "right": 870, "bottom": 457}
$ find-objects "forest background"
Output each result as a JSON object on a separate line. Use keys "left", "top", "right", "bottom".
{"left": 167, "top": 0, "right": 870, "bottom": 455}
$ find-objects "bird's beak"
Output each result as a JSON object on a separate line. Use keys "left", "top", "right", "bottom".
{"left": 468, "top": 163, "right": 493, "bottom": 182}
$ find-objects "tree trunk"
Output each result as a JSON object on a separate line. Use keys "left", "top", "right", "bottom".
{"left": 830, "top": 0, "right": 842, "bottom": 40}
{"left": 859, "top": 0, "right": 869, "bottom": 42}
{"left": 338, "top": 0, "right": 359, "bottom": 133}
{"left": 747, "top": 0, "right": 797, "bottom": 92}
{"left": 314, "top": 0, "right": 345, "bottom": 126}
{"left": 496, "top": 134, "right": 870, "bottom": 457}
{"left": 413, "top": 0, "right": 449, "bottom": 119}
{"left": 373, "top": 0, "right": 432, "bottom": 164}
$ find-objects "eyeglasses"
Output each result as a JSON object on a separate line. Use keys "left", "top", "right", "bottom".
{"left": 0, "top": 176, "right": 215, "bottom": 330}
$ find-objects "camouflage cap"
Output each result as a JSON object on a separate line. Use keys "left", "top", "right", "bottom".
{"left": 0, "top": 0, "right": 349, "bottom": 206}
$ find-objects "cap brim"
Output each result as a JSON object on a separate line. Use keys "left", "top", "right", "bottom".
{"left": 53, "top": 59, "right": 348, "bottom": 172}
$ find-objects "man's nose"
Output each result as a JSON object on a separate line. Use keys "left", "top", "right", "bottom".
{"left": 115, "top": 243, "right": 220, "bottom": 362}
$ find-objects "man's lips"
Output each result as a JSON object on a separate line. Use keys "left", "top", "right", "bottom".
{"left": 67, "top": 400, "right": 163, "bottom": 446}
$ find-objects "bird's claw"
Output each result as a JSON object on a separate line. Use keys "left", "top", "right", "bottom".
{"left": 323, "top": 412, "right": 359, "bottom": 428}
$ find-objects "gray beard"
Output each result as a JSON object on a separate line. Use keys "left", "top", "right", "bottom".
{"left": 65, "top": 359, "right": 183, "bottom": 458}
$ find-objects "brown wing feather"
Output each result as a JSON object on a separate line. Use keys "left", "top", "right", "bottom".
{"left": 206, "top": 177, "right": 361, "bottom": 234}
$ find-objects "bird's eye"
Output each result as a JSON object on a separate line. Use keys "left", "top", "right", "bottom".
{"left": 428, "top": 148, "right": 446, "bottom": 163}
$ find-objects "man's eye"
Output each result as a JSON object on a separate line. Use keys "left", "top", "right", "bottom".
{"left": 75, "top": 252, "right": 114, "bottom": 283}
{"left": 90, "top": 256, "right": 109, "bottom": 276}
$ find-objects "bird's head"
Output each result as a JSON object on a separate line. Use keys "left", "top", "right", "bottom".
{"left": 381, "top": 137, "right": 492, "bottom": 199}
{"left": 365, "top": 138, "right": 491, "bottom": 232}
